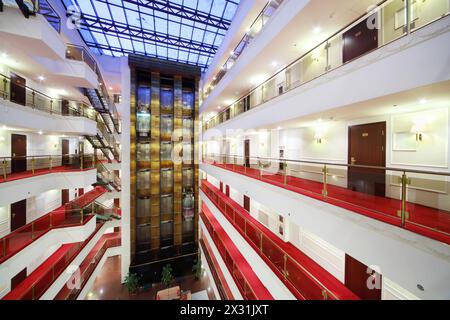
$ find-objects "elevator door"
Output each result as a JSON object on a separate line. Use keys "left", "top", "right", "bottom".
{"left": 343, "top": 14, "right": 378, "bottom": 64}
{"left": 11, "top": 134, "right": 27, "bottom": 173}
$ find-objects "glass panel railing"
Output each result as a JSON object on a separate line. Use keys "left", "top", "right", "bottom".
{"left": 202, "top": 0, "right": 450, "bottom": 131}
{"left": 66, "top": 44, "right": 98, "bottom": 74}
{"left": 0, "top": 73, "right": 96, "bottom": 120}
{"left": 54, "top": 233, "right": 121, "bottom": 300}
{"left": 0, "top": 153, "right": 95, "bottom": 183}
{"left": 200, "top": 208, "right": 265, "bottom": 300}
{"left": 204, "top": 154, "right": 450, "bottom": 244}
{"left": 203, "top": 0, "right": 286, "bottom": 99}
{"left": 38, "top": 0, "right": 61, "bottom": 33}
{"left": 201, "top": 179, "right": 356, "bottom": 300}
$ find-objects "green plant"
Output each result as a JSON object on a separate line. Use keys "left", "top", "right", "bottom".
{"left": 124, "top": 272, "right": 139, "bottom": 294}
{"left": 161, "top": 264, "right": 174, "bottom": 288}
{"left": 192, "top": 257, "right": 204, "bottom": 280}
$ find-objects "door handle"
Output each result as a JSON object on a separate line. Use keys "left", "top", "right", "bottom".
{"left": 351, "top": 157, "right": 356, "bottom": 165}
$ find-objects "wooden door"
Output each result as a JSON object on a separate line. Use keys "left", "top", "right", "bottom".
{"left": 345, "top": 254, "right": 382, "bottom": 300}
{"left": 243, "top": 195, "right": 250, "bottom": 212}
{"left": 244, "top": 139, "right": 250, "bottom": 168}
{"left": 62, "top": 189, "right": 70, "bottom": 205}
{"left": 61, "top": 99, "right": 70, "bottom": 115}
{"left": 225, "top": 185, "right": 230, "bottom": 197}
{"left": 10, "top": 199, "right": 27, "bottom": 232}
{"left": 11, "top": 268, "right": 27, "bottom": 291}
{"left": 219, "top": 182, "right": 223, "bottom": 192}
{"left": 10, "top": 73, "right": 26, "bottom": 106}
{"left": 11, "top": 134, "right": 27, "bottom": 173}
{"left": 348, "top": 122, "right": 386, "bottom": 197}
{"left": 62, "top": 139, "right": 70, "bottom": 166}
{"left": 343, "top": 14, "right": 379, "bottom": 64}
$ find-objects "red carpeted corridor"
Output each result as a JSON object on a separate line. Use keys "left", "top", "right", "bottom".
{"left": 209, "top": 162, "right": 450, "bottom": 244}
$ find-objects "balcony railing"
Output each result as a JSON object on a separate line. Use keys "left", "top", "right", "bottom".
{"left": 203, "top": 0, "right": 285, "bottom": 98}
{"left": 2, "top": 222, "right": 107, "bottom": 300}
{"left": 199, "top": 237, "right": 235, "bottom": 300}
{"left": 0, "top": 154, "right": 95, "bottom": 183}
{"left": 204, "top": 154, "right": 450, "bottom": 244}
{"left": 202, "top": 0, "right": 450, "bottom": 131}
{"left": 0, "top": 73, "right": 96, "bottom": 121}
{"left": 200, "top": 204, "right": 273, "bottom": 300}
{"left": 66, "top": 44, "right": 98, "bottom": 74}
{"left": 201, "top": 179, "right": 359, "bottom": 300}
{"left": 55, "top": 232, "right": 121, "bottom": 300}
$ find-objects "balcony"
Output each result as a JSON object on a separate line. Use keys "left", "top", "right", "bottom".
{"left": 202, "top": 0, "right": 450, "bottom": 132}
{"left": 0, "top": 186, "right": 107, "bottom": 264}
{"left": 2, "top": 222, "right": 115, "bottom": 300}
{"left": 200, "top": 203, "right": 273, "bottom": 300}
{"left": 204, "top": 154, "right": 450, "bottom": 245}
{"left": 0, "top": 73, "right": 97, "bottom": 135}
{"left": 199, "top": 237, "right": 235, "bottom": 300}
{"left": 54, "top": 232, "right": 121, "bottom": 300}
{"left": 201, "top": 179, "right": 358, "bottom": 300}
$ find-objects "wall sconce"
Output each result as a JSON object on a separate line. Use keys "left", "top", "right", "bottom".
{"left": 416, "top": 132, "right": 423, "bottom": 142}
{"left": 314, "top": 133, "right": 323, "bottom": 144}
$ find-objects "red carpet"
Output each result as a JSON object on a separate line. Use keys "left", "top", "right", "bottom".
{"left": 210, "top": 162, "right": 450, "bottom": 244}
{"left": 55, "top": 232, "right": 121, "bottom": 300}
{"left": 201, "top": 180, "right": 359, "bottom": 300}
{"left": 0, "top": 187, "right": 107, "bottom": 264}
{"left": 201, "top": 204, "right": 273, "bottom": 300}
{"left": 0, "top": 166, "right": 95, "bottom": 184}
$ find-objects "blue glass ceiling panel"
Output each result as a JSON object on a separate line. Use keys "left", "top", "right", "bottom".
{"left": 61, "top": 0, "right": 241, "bottom": 70}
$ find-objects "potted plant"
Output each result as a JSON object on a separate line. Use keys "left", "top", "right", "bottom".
{"left": 161, "top": 264, "right": 174, "bottom": 288}
{"left": 192, "top": 255, "right": 204, "bottom": 280}
{"left": 124, "top": 272, "right": 139, "bottom": 295}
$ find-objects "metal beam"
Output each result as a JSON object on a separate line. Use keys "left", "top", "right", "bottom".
{"left": 120, "top": 0, "right": 233, "bottom": 30}
{"left": 84, "top": 41, "right": 210, "bottom": 69}
{"left": 76, "top": 12, "right": 218, "bottom": 55}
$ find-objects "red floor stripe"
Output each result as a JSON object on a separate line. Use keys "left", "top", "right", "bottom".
{"left": 0, "top": 166, "right": 95, "bottom": 184}
{"left": 201, "top": 203, "right": 273, "bottom": 300}
{"left": 201, "top": 180, "right": 359, "bottom": 300}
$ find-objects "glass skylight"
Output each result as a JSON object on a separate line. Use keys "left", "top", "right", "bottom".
{"left": 62, "top": 0, "right": 241, "bottom": 70}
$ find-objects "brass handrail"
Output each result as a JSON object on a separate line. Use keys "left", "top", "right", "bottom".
{"left": 206, "top": 154, "right": 450, "bottom": 176}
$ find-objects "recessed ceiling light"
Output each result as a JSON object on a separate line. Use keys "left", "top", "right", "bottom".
{"left": 38, "top": 75, "right": 45, "bottom": 82}
{"left": 277, "top": 126, "right": 282, "bottom": 130}
{"left": 109, "top": 86, "right": 113, "bottom": 90}
{"left": 1, "top": 52, "right": 8, "bottom": 58}
{"left": 272, "top": 61, "right": 278, "bottom": 67}
{"left": 313, "top": 26, "right": 321, "bottom": 34}
{"left": 38, "top": 130, "right": 43, "bottom": 135}
{"left": 217, "top": 106, "right": 222, "bottom": 109}
{"left": 419, "top": 98, "right": 427, "bottom": 104}
{"left": 230, "top": 50, "right": 235, "bottom": 56}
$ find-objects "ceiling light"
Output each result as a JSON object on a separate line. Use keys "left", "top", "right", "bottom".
{"left": 38, "top": 75, "right": 45, "bottom": 82}
{"left": 230, "top": 50, "right": 235, "bottom": 56}
{"left": 109, "top": 86, "right": 113, "bottom": 90}
{"left": 277, "top": 126, "right": 282, "bottom": 130}
{"left": 1, "top": 52, "right": 8, "bottom": 58}
{"left": 272, "top": 61, "right": 278, "bottom": 67}
{"left": 38, "top": 130, "right": 43, "bottom": 135}
{"left": 419, "top": 98, "right": 427, "bottom": 104}
{"left": 313, "top": 26, "right": 321, "bottom": 34}
{"left": 217, "top": 106, "right": 222, "bottom": 110}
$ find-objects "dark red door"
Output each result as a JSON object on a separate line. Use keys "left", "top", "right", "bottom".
{"left": 225, "top": 185, "right": 230, "bottom": 197}
{"left": 10, "top": 73, "right": 26, "bottom": 106}
{"left": 348, "top": 122, "right": 386, "bottom": 197}
{"left": 345, "top": 254, "right": 382, "bottom": 300}
{"left": 11, "top": 134, "right": 27, "bottom": 173}
{"left": 61, "top": 99, "right": 70, "bottom": 115}
{"left": 343, "top": 14, "right": 378, "bottom": 64}
{"left": 219, "top": 182, "right": 223, "bottom": 192}
{"left": 244, "top": 139, "right": 250, "bottom": 167}
{"left": 62, "top": 189, "right": 70, "bottom": 205}
{"left": 10, "top": 199, "right": 27, "bottom": 232}
{"left": 62, "top": 139, "right": 70, "bottom": 166}
{"left": 11, "top": 268, "right": 27, "bottom": 290}
{"left": 243, "top": 195, "right": 250, "bottom": 212}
